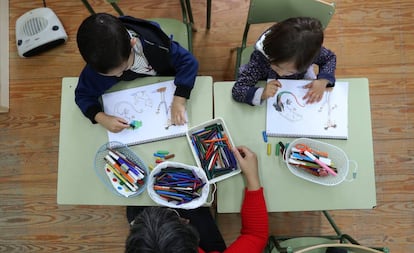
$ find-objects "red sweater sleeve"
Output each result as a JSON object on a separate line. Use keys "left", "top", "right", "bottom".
{"left": 223, "top": 187, "right": 269, "bottom": 253}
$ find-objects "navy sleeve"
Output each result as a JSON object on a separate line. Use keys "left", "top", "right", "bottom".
{"left": 314, "top": 46, "right": 336, "bottom": 84}
{"left": 169, "top": 41, "right": 199, "bottom": 99}
{"left": 232, "top": 50, "right": 269, "bottom": 105}
{"left": 75, "top": 65, "right": 118, "bottom": 123}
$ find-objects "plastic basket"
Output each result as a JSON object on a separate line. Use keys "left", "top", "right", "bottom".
{"left": 147, "top": 161, "right": 210, "bottom": 209}
{"left": 284, "top": 138, "right": 350, "bottom": 186}
{"left": 94, "top": 141, "right": 149, "bottom": 197}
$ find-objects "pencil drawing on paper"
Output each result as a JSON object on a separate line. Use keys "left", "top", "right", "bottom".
{"left": 271, "top": 85, "right": 339, "bottom": 131}
{"left": 273, "top": 90, "right": 305, "bottom": 122}
{"left": 266, "top": 79, "right": 348, "bottom": 139}
{"left": 110, "top": 85, "right": 172, "bottom": 130}
{"left": 102, "top": 80, "right": 188, "bottom": 145}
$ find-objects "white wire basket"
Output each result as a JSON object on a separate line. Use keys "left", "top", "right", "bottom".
{"left": 284, "top": 138, "right": 354, "bottom": 186}
{"left": 94, "top": 141, "right": 149, "bottom": 197}
{"left": 147, "top": 161, "right": 210, "bottom": 209}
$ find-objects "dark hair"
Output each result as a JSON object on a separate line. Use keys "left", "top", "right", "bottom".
{"left": 125, "top": 207, "right": 200, "bottom": 253}
{"left": 263, "top": 17, "right": 324, "bottom": 73}
{"left": 76, "top": 13, "right": 131, "bottom": 74}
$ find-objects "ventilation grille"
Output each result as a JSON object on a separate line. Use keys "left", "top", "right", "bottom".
{"left": 22, "top": 17, "right": 48, "bottom": 36}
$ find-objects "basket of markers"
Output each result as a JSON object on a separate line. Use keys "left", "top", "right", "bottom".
{"left": 94, "top": 141, "right": 149, "bottom": 197}
{"left": 147, "top": 161, "right": 210, "bottom": 209}
{"left": 284, "top": 138, "right": 350, "bottom": 186}
{"left": 186, "top": 117, "right": 241, "bottom": 184}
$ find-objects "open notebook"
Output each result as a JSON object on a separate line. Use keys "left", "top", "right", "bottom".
{"left": 102, "top": 80, "right": 188, "bottom": 146}
{"left": 266, "top": 79, "right": 349, "bottom": 139}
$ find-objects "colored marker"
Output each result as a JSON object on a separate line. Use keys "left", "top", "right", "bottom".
{"left": 108, "top": 148, "right": 146, "bottom": 175}
{"left": 129, "top": 120, "right": 142, "bottom": 129}
{"left": 262, "top": 131, "right": 268, "bottom": 143}
{"left": 105, "top": 164, "right": 138, "bottom": 191}
{"left": 303, "top": 151, "right": 337, "bottom": 176}
{"left": 156, "top": 150, "right": 169, "bottom": 155}
{"left": 104, "top": 155, "right": 137, "bottom": 185}
{"left": 164, "top": 154, "right": 175, "bottom": 160}
{"left": 278, "top": 142, "right": 285, "bottom": 155}
{"left": 153, "top": 153, "right": 165, "bottom": 158}
{"left": 108, "top": 150, "right": 145, "bottom": 180}
{"left": 267, "top": 143, "right": 271, "bottom": 156}
{"left": 189, "top": 122, "right": 237, "bottom": 180}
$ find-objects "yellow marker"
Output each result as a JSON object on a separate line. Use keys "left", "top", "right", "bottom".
{"left": 105, "top": 164, "right": 138, "bottom": 191}
{"left": 267, "top": 143, "right": 271, "bottom": 156}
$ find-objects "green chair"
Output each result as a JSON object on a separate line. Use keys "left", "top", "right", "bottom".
{"left": 265, "top": 211, "right": 390, "bottom": 253}
{"left": 234, "top": 0, "right": 336, "bottom": 78}
{"left": 80, "top": 0, "right": 193, "bottom": 52}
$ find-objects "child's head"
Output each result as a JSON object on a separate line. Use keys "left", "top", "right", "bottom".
{"left": 263, "top": 17, "right": 324, "bottom": 75}
{"left": 77, "top": 13, "right": 133, "bottom": 75}
{"left": 125, "top": 207, "right": 199, "bottom": 253}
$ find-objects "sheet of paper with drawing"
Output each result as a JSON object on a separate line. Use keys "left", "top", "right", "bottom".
{"left": 266, "top": 79, "right": 349, "bottom": 139}
{"left": 102, "top": 80, "right": 188, "bottom": 146}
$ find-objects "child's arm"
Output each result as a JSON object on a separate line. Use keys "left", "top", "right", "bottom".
{"left": 302, "top": 79, "right": 330, "bottom": 104}
{"left": 302, "top": 47, "right": 336, "bottom": 104}
{"left": 168, "top": 41, "right": 198, "bottom": 125}
{"left": 314, "top": 46, "right": 336, "bottom": 85}
{"left": 232, "top": 51, "right": 270, "bottom": 105}
{"left": 169, "top": 41, "right": 198, "bottom": 99}
{"left": 262, "top": 80, "right": 282, "bottom": 101}
{"left": 93, "top": 112, "right": 129, "bottom": 133}
{"left": 75, "top": 65, "right": 118, "bottom": 123}
{"left": 170, "top": 96, "right": 187, "bottom": 126}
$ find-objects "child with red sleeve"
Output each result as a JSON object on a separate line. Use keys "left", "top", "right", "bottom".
{"left": 125, "top": 146, "right": 269, "bottom": 253}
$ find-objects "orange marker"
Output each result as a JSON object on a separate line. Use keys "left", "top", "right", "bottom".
{"left": 105, "top": 155, "right": 136, "bottom": 185}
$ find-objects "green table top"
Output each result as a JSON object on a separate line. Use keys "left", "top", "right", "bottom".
{"left": 58, "top": 77, "right": 376, "bottom": 213}
{"left": 213, "top": 78, "right": 377, "bottom": 213}
{"left": 57, "top": 76, "right": 213, "bottom": 205}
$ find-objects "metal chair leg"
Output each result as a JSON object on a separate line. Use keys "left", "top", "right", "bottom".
{"left": 322, "top": 210, "right": 342, "bottom": 236}
{"left": 80, "top": 0, "right": 96, "bottom": 15}
{"left": 109, "top": 2, "right": 124, "bottom": 16}
{"left": 206, "top": 0, "right": 211, "bottom": 29}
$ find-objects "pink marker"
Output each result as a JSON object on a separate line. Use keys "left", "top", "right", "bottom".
{"left": 304, "top": 151, "right": 337, "bottom": 176}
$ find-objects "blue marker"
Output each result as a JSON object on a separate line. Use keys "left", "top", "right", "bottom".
{"left": 262, "top": 131, "right": 268, "bottom": 143}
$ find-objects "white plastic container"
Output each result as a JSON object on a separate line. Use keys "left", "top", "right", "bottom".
{"left": 186, "top": 117, "right": 241, "bottom": 184}
{"left": 147, "top": 161, "right": 210, "bottom": 209}
{"left": 94, "top": 141, "right": 149, "bottom": 197}
{"left": 284, "top": 138, "right": 354, "bottom": 186}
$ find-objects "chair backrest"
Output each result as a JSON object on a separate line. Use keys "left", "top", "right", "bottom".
{"left": 242, "top": 0, "right": 335, "bottom": 48}
{"left": 148, "top": 18, "right": 190, "bottom": 50}
{"left": 235, "top": 0, "right": 335, "bottom": 77}
{"left": 81, "top": 0, "right": 193, "bottom": 51}
{"left": 295, "top": 243, "right": 385, "bottom": 253}
{"left": 247, "top": 0, "right": 335, "bottom": 29}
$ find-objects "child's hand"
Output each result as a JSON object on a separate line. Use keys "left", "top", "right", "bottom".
{"left": 302, "top": 79, "right": 328, "bottom": 104}
{"left": 232, "top": 146, "right": 261, "bottom": 191}
{"left": 261, "top": 80, "right": 282, "bottom": 100}
{"left": 170, "top": 96, "right": 187, "bottom": 126}
{"left": 95, "top": 112, "right": 130, "bottom": 133}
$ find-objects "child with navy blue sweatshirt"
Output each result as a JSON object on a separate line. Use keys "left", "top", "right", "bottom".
{"left": 75, "top": 13, "right": 198, "bottom": 132}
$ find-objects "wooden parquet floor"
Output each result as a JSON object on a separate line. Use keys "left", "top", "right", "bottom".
{"left": 2, "top": 0, "right": 413, "bottom": 252}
